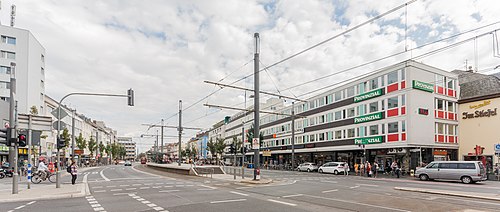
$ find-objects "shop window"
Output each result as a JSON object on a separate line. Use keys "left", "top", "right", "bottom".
{"left": 335, "top": 130, "right": 342, "bottom": 139}
{"left": 370, "top": 125, "right": 379, "bottom": 135}
{"left": 388, "top": 97, "right": 398, "bottom": 109}
{"left": 369, "top": 102, "right": 378, "bottom": 113}
{"left": 388, "top": 122, "right": 398, "bottom": 133}
{"left": 347, "top": 108, "right": 355, "bottom": 118}
{"left": 347, "top": 129, "right": 355, "bottom": 138}
{"left": 388, "top": 70, "right": 398, "bottom": 84}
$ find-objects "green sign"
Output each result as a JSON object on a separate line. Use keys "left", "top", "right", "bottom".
{"left": 0, "top": 145, "right": 8, "bottom": 152}
{"left": 412, "top": 80, "right": 434, "bottom": 93}
{"left": 354, "top": 112, "right": 383, "bottom": 124}
{"left": 354, "top": 88, "right": 383, "bottom": 102}
{"left": 355, "top": 136, "right": 384, "bottom": 145}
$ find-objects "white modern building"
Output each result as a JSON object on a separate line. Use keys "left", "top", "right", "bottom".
{"left": 118, "top": 137, "right": 136, "bottom": 161}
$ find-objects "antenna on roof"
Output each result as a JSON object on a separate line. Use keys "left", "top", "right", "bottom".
{"left": 10, "top": 4, "right": 15, "bottom": 27}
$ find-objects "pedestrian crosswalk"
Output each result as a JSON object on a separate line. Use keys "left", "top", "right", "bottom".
{"left": 90, "top": 181, "right": 205, "bottom": 194}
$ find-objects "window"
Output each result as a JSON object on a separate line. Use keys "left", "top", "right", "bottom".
{"left": 437, "top": 99, "right": 444, "bottom": 110}
{"left": 358, "top": 104, "right": 367, "bottom": 116}
{"left": 401, "top": 95, "right": 406, "bottom": 106}
{"left": 402, "top": 121, "right": 406, "bottom": 132}
{"left": 388, "top": 97, "right": 398, "bottom": 109}
{"left": 319, "top": 133, "right": 325, "bottom": 141}
{"left": 346, "top": 87, "right": 355, "bottom": 97}
{"left": 41, "top": 54, "right": 45, "bottom": 62}
{"left": 335, "top": 130, "right": 342, "bottom": 139}
{"left": 1, "top": 51, "right": 15, "bottom": 59}
{"left": 448, "top": 125, "right": 455, "bottom": 135}
{"left": 1, "top": 36, "right": 16, "bottom": 45}
{"left": 0, "top": 66, "right": 11, "bottom": 74}
{"left": 347, "top": 129, "right": 355, "bottom": 138}
{"left": 381, "top": 124, "right": 385, "bottom": 134}
{"left": 435, "top": 75, "right": 444, "bottom": 87}
{"left": 347, "top": 108, "right": 355, "bottom": 118}
{"left": 310, "top": 135, "right": 315, "bottom": 142}
{"left": 381, "top": 99, "right": 385, "bottom": 111}
{"left": 427, "top": 163, "right": 438, "bottom": 169}
{"left": 335, "top": 111, "right": 342, "bottom": 120}
{"left": 388, "top": 71, "right": 398, "bottom": 84}
{"left": 369, "top": 102, "right": 378, "bottom": 113}
{"left": 447, "top": 101, "right": 454, "bottom": 112}
{"left": 458, "top": 163, "right": 475, "bottom": 169}
{"left": 335, "top": 91, "right": 342, "bottom": 101}
{"left": 388, "top": 122, "right": 398, "bottom": 133}
{"left": 319, "top": 115, "right": 325, "bottom": 124}
{"left": 370, "top": 125, "right": 379, "bottom": 135}
{"left": 327, "top": 95, "right": 333, "bottom": 104}
{"left": 381, "top": 76, "right": 385, "bottom": 87}
{"left": 436, "top": 123, "right": 444, "bottom": 134}
{"left": 447, "top": 79, "right": 454, "bottom": 90}
{"left": 370, "top": 78, "right": 378, "bottom": 90}
{"left": 401, "top": 69, "right": 405, "bottom": 80}
{"left": 439, "top": 163, "right": 458, "bottom": 169}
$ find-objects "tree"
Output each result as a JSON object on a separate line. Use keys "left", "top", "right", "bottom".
{"left": 98, "top": 143, "right": 105, "bottom": 156}
{"left": 215, "top": 137, "right": 226, "bottom": 165}
{"left": 75, "top": 133, "right": 87, "bottom": 162}
{"left": 232, "top": 136, "right": 242, "bottom": 153}
{"left": 30, "top": 106, "right": 38, "bottom": 115}
{"left": 88, "top": 137, "right": 97, "bottom": 158}
{"left": 207, "top": 138, "right": 217, "bottom": 161}
{"left": 105, "top": 144, "right": 111, "bottom": 157}
{"left": 61, "top": 128, "right": 71, "bottom": 148}
{"left": 119, "top": 146, "right": 126, "bottom": 159}
{"left": 111, "top": 143, "right": 120, "bottom": 160}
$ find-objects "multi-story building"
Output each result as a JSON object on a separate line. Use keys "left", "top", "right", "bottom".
{"left": 0, "top": 25, "right": 46, "bottom": 163}
{"left": 211, "top": 60, "right": 460, "bottom": 171}
{"left": 118, "top": 137, "right": 136, "bottom": 161}
{"left": 455, "top": 69, "right": 500, "bottom": 173}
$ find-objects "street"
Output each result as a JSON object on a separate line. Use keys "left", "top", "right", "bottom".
{"left": 2, "top": 164, "right": 500, "bottom": 212}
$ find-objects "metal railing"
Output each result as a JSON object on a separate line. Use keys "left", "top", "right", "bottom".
{"left": 195, "top": 167, "right": 214, "bottom": 178}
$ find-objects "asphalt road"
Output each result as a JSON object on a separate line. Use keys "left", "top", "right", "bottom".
{"left": 1, "top": 164, "right": 500, "bottom": 212}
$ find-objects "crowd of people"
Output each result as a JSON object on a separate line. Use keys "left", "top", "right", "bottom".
{"left": 354, "top": 160, "right": 402, "bottom": 178}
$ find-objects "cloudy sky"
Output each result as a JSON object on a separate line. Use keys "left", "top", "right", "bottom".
{"left": 2, "top": 0, "right": 500, "bottom": 152}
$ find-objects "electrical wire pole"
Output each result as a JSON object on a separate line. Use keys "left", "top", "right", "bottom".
{"left": 291, "top": 102, "right": 295, "bottom": 171}
{"left": 177, "top": 100, "right": 183, "bottom": 166}
{"left": 160, "top": 119, "right": 164, "bottom": 161}
{"left": 253, "top": 33, "right": 260, "bottom": 180}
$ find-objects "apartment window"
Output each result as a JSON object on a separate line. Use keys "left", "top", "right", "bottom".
{"left": 327, "top": 95, "right": 333, "bottom": 104}
{"left": 401, "top": 69, "right": 405, "bottom": 80}
{"left": 370, "top": 78, "right": 378, "bottom": 90}
{"left": 0, "top": 66, "right": 11, "bottom": 74}
{"left": 369, "top": 102, "right": 378, "bottom": 113}
{"left": 447, "top": 101, "right": 454, "bottom": 112}
{"left": 335, "top": 111, "right": 342, "bottom": 120}
{"left": 370, "top": 125, "right": 379, "bottom": 135}
{"left": 347, "top": 129, "right": 355, "bottom": 138}
{"left": 388, "top": 122, "right": 399, "bottom": 133}
{"left": 346, "top": 87, "right": 355, "bottom": 97}
{"left": 319, "top": 115, "right": 325, "bottom": 124}
{"left": 388, "top": 97, "right": 398, "bottom": 109}
{"left": 40, "top": 80, "right": 44, "bottom": 89}
{"left": 347, "top": 108, "right": 355, "bottom": 118}
{"left": 402, "top": 121, "right": 406, "bottom": 132}
{"left": 0, "top": 81, "right": 10, "bottom": 89}
{"left": 1, "top": 51, "right": 15, "bottom": 59}
{"left": 335, "top": 91, "right": 342, "bottom": 101}
{"left": 435, "top": 75, "right": 445, "bottom": 87}
{"left": 387, "top": 70, "right": 398, "bottom": 84}
{"left": 436, "top": 123, "right": 444, "bottom": 134}
{"left": 1, "top": 36, "right": 16, "bottom": 45}
{"left": 381, "top": 99, "right": 385, "bottom": 110}
{"left": 381, "top": 76, "right": 385, "bottom": 86}
{"left": 335, "top": 130, "right": 342, "bottom": 139}
{"left": 310, "top": 134, "right": 315, "bottom": 142}
{"left": 401, "top": 95, "right": 406, "bottom": 106}
{"left": 381, "top": 124, "right": 385, "bottom": 134}
{"left": 447, "top": 79, "right": 454, "bottom": 89}
{"left": 437, "top": 99, "right": 444, "bottom": 110}
{"left": 448, "top": 125, "right": 456, "bottom": 136}
{"left": 318, "top": 133, "right": 325, "bottom": 141}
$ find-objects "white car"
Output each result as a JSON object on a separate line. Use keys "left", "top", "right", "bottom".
{"left": 319, "top": 162, "right": 349, "bottom": 175}
{"left": 297, "top": 162, "right": 319, "bottom": 172}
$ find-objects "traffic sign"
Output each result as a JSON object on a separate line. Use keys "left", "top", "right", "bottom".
{"left": 252, "top": 138, "right": 260, "bottom": 149}
{"left": 52, "top": 120, "right": 67, "bottom": 130}
{"left": 495, "top": 144, "right": 500, "bottom": 153}
{"left": 51, "top": 107, "right": 69, "bottom": 119}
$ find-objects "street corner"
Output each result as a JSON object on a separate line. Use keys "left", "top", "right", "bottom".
{"left": 394, "top": 187, "right": 500, "bottom": 202}
{"left": 239, "top": 178, "right": 273, "bottom": 185}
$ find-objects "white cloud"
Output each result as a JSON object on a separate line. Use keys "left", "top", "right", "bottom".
{"left": 2, "top": 0, "right": 499, "bottom": 152}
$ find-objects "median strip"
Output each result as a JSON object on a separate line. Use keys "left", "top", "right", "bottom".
{"left": 394, "top": 187, "right": 500, "bottom": 202}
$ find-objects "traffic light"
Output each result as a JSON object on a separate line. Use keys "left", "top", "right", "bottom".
{"left": 0, "top": 128, "right": 12, "bottom": 146}
{"left": 18, "top": 134, "right": 26, "bottom": 147}
{"left": 127, "top": 88, "right": 134, "bottom": 106}
{"left": 57, "top": 136, "right": 66, "bottom": 149}
{"left": 241, "top": 146, "right": 248, "bottom": 154}
{"left": 229, "top": 143, "right": 235, "bottom": 154}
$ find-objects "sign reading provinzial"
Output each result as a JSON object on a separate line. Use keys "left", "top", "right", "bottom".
{"left": 354, "top": 112, "right": 383, "bottom": 124}
{"left": 354, "top": 88, "right": 383, "bottom": 102}
{"left": 354, "top": 136, "right": 384, "bottom": 145}
{"left": 252, "top": 138, "right": 260, "bottom": 149}
{"left": 412, "top": 80, "right": 434, "bottom": 93}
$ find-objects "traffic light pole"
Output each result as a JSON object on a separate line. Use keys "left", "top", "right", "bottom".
{"left": 253, "top": 33, "right": 260, "bottom": 180}
{"left": 9, "top": 62, "right": 19, "bottom": 194}
{"left": 56, "top": 91, "right": 134, "bottom": 188}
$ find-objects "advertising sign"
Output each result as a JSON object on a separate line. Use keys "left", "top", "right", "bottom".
{"left": 412, "top": 80, "right": 434, "bottom": 93}
{"left": 354, "top": 88, "right": 383, "bottom": 102}
{"left": 354, "top": 136, "right": 384, "bottom": 145}
{"left": 354, "top": 112, "right": 383, "bottom": 124}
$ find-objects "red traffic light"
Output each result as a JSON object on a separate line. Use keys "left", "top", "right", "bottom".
{"left": 18, "top": 134, "right": 26, "bottom": 140}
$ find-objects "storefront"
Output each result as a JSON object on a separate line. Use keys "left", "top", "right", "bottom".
{"left": 0, "top": 145, "right": 8, "bottom": 163}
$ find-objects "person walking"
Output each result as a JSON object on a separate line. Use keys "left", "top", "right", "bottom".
{"left": 354, "top": 163, "right": 359, "bottom": 176}
{"left": 360, "top": 163, "right": 365, "bottom": 176}
{"left": 70, "top": 160, "right": 78, "bottom": 185}
{"left": 344, "top": 162, "right": 349, "bottom": 176}
{"left": 367, "top": 162, "right": 372, "bottom": 177}
{"left": 372, "top": 162, "right": 379, "bottom": 178}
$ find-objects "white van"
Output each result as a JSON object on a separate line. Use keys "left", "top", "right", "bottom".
{"left": 415, "top": 161, "right": 487, "bottom": 184}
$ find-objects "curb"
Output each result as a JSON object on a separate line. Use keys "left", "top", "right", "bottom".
{"left": 0, "top": 184, "right": 87, "bottom": 203}
{"left": 394, "top": 187, "right": 500, "bottom": 201}
{"left": 239, "top": 179, "right": 273, "bottom": 184}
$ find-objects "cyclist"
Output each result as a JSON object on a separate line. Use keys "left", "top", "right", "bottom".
{"left": 38, "top": 159, "right": 50, "bottom": 180}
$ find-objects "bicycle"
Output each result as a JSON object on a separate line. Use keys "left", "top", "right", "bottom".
{"left": 31, "top": 169, "right": 55, "bottom": 184}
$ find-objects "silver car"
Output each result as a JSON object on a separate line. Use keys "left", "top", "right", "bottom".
{"left": 415, "top": 161, "right": 486, "bottom": 184}
{"left": 297, "top": 162, "right": 319, "bottom": 172}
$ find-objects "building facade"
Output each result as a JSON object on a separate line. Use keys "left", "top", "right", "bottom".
{"left": 211, "top": 60, "right": 460, "bottom": 171}
{"left": 455, "top": 70, "right": 500, "bottom": 173}
{"left": 118, "top": 137, "right": 136, "bottom": 161}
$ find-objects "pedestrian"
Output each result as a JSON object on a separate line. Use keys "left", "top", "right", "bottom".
{"left": 344, "top": 162, "right": 349, "bottom": 176}
{"left": 70, "top": 160, "right": 78, "bottom": 185}
{"left": 360, "top": 163, "right": 365, "bottom": 176}
{"left": 367, "top": 162, "right": 372, "bottom": 177}
{"left": 372, "top": 162, "right": 379, "bottom": 178}
{"left": 391, "top": 161, "right": 398, "bottom": 176}
{"left": 354, "top": 163, "right": 359, "bottom": 176}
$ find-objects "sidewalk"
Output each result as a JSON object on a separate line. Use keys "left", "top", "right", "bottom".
{"left": 0, "top": 166, "right": 98, "bottom": 203}
{"left": 395, "top": 187, "right": 500, "bottom": 201}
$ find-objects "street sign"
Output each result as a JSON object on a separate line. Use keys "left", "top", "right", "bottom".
{"left": 263, "top": 150, "right": 271, "bottom": 156}
{"left": 52, "top": 120, "right": 67, "bottom": 130}
{"left": 51, "top": 107, "right": 69, "bottom": 119}
{"left": 252, "top": 138, "right": 260, "bottom": 149}
{"left": 18, "top": 114, "right": 53, "bottom": 131}
{"left": 495, "top": 144, "right": 500, "bottom": 153}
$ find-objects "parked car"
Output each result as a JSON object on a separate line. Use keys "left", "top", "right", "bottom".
{"left": 319, "top": 162, "right": 348, "bottom": 175}
{"left": 297, "top": 162, "right": 318, "bottom": 172}
{"left": 415, "top": 161, "right": 486, "bottom": 184}
{"left": 124, "top": 161, "right": 132, "bottom": 166}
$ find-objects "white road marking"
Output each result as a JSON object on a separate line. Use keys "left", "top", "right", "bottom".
{"left": 93, "top": 207, "right": 105, "bottom": 211}
{"left": 282, "top": 194, "right": 303, "bottom": 198}
{"left": 210, "top": 199, "right": 247, "bottom": 204}
{"left": 132, "top": 184, "right": 142, "bottom": 186}
{"left": 113, "top": 193, "right": 131, "bottom": 196}
{"left": 26, "top": 201, "right": 36, "bottom": 205}
{"left": 320, "top": 181, "right": 338, "bottom": 184}
{"left": 163, "top": 186, "right": 173, "bottom": 188}
{"left": 147, "top": 203, "right": 157, "bottom": 207}
{"left": 175, "top": 185, "right": 185, "bottom": 187}
{"left": 126, "top": 188, "right": 137, "bottom": 190}
{"left": 185, "top": 185, "right": 194, "bottom": 187}
{"left": 303, "top": 194, "right": 410, "bottom": 212}
{"left": 119, "top": 185, "right": 130, "bottom": 187}
{"left": 94, "top": 190, "right": 106, "bottom": 193}
{"left": 200, "top": 185, "right": 217, "bottom": 189}
{"left": 99, "top": 168, "right": 110, "bottom": 181}
{"left": 91, "top": 204, "right": 101, "bottom": 207}
{"left": 106, "top": 185, "right": 116, "bottom": 188}
{"left": 155, "top": 183, "right": 164, "bottom": 185}
{"left": 137, "top": 198, "right": 145, "bottom": 201}
{"left": 153, "top": 186, "right": 162, "bottom": 188}
{"left": 141, "top": 201, "right": 151, "bottom": 204}
{"left": 322, "top": 189, "right": 339, "bottom": 193}
{"left": 140, "top": 187, "right": 151, "bottom": 189}
{"left": 128, "top": 193, "right": 167, "bottom": 211}
{"left": 197, "top": 188, "right": 214, "bottom": 191}
{"left": 267, "top": 199, "right": 297, "bottom": 206}
{"left": 349, "top": 185, "right": 360, "bottom": 189}
{"left": 230, "top": 191, "right": 249, "bottom": 196}
{"left": 89, "top": 201, "right": 98, "bottom": 204}
{"left": 159, "top": 190, "right": 180, "bottom": 193}
{"left": 357, "top": 184, "right": 379, "bottom": 187}
{"left": 110, "top": 189, "right": 123, "bottom": 192}
{"left": 153, "top": 206, "right": 165, "bottom": 211}
{"left": 93, "top": 186, "right": 103, "bottom": 189}
{"left": 14, "top": 205, "right": 25, "bottom": 210}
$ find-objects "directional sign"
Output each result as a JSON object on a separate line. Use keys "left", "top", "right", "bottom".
{"left": 252, "top": 138, "right": 260, "bottom": 150}
{"left": 51, "top": 107, "right": 69, "bottom": 119}
{"left": 52, "top": 120, "right": 67, "bottom": 130}
{"left": 495, "top": 144, "right": 500, "bottom": 153}
{"left": 18, "top": 114, "right": 53, "bottom": 131}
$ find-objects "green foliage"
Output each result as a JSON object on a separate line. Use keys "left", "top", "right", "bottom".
{"left": 98, "top": 143, "right": 105, "bottom": 154}
{"left": 61, "top": 128, "right": 71, "bottom": 148}
{"left": 207, "top": 138, "right": 217, "bottom": 159}
{"left": 30, "top": 106, "right": 38, "bottom": 115}
{"left": 75, "top": 133, "right": 86, "bottom": 153}
{"left": 88, "top": 137, "right": 97, "bottom": 157}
